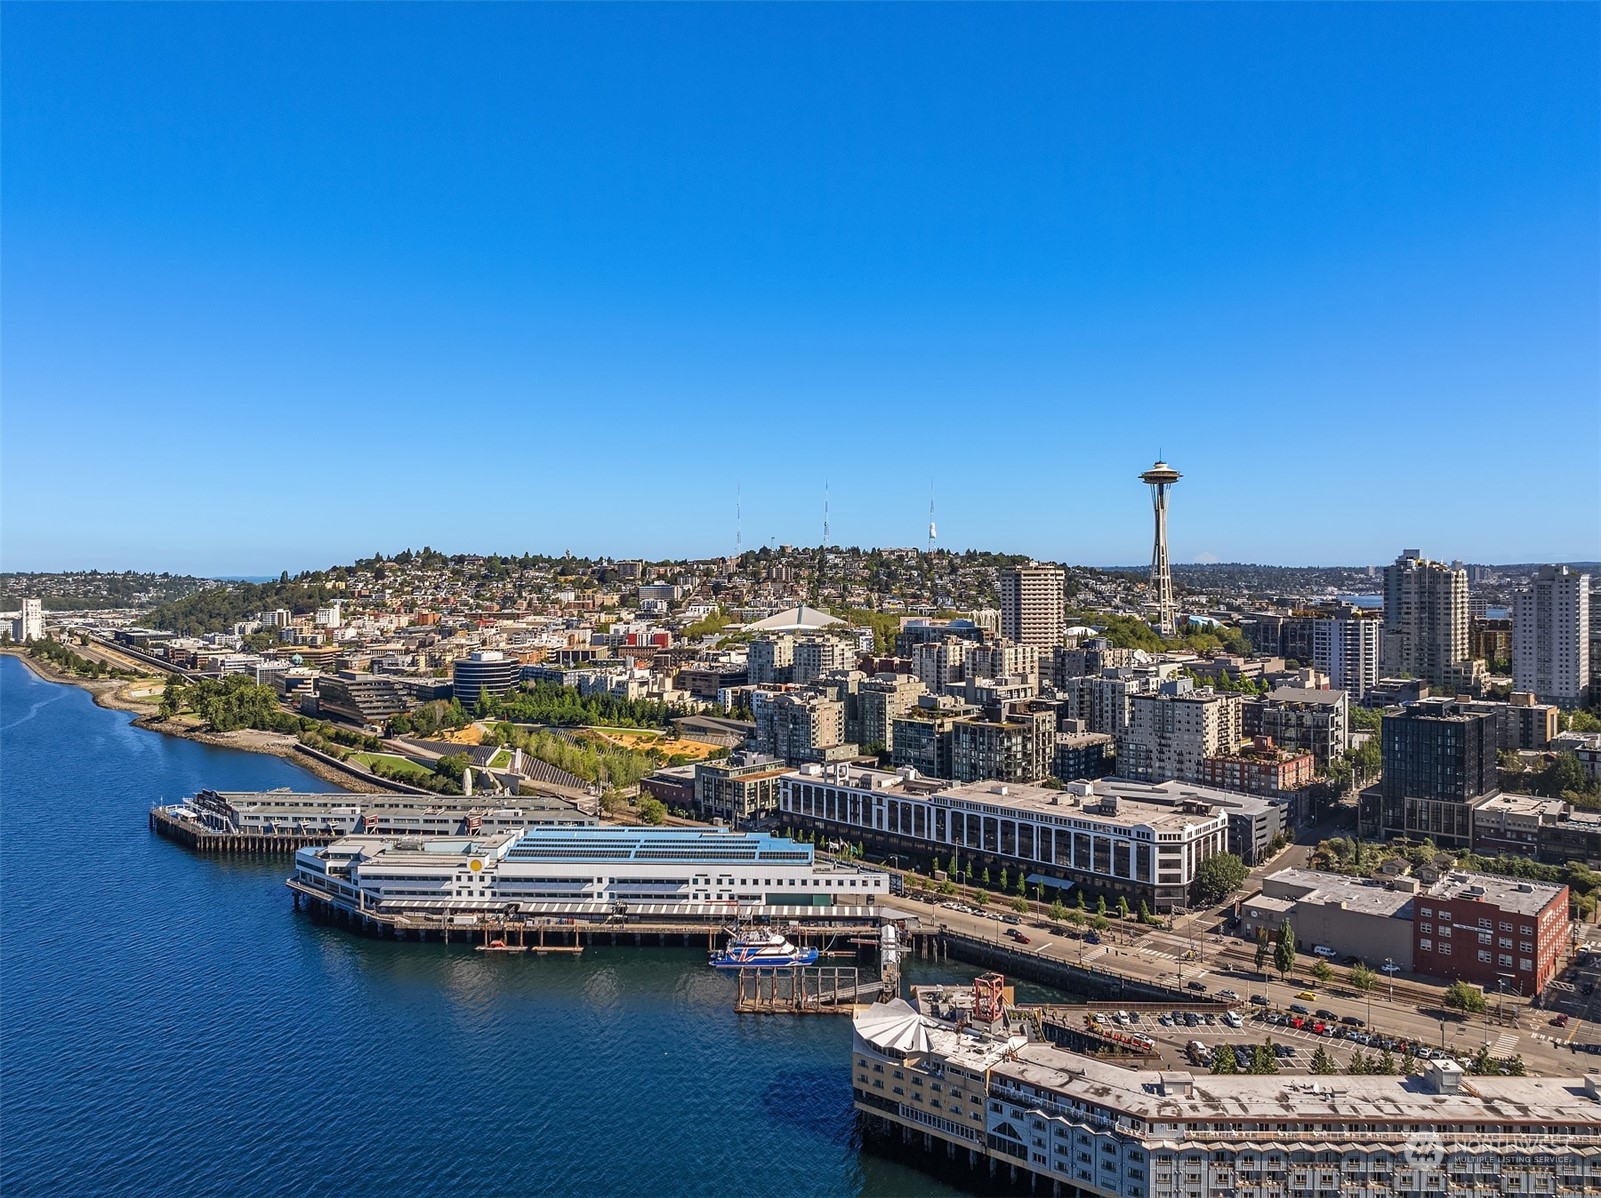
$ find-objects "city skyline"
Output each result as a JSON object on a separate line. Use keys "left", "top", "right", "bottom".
{"left": 3, "top": 4, "right": 1597, "bottom": 574}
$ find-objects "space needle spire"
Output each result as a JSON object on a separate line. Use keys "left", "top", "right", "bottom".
{"left": 1139, "top": 458, "right": 1182, "bottom": 636}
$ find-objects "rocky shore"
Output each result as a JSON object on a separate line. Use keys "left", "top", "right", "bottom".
{"left": 1, "top": 647, "right": 395, "bottom": 794}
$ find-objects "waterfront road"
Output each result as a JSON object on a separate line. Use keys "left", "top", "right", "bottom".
{"left": 889, "top": 891, "right": 1599, "bottom": 1077}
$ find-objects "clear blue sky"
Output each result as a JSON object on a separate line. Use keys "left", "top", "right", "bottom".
{"left": 4, "top": 4, "right": 1597, "bottom": 576}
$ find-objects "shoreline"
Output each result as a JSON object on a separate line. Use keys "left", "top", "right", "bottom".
{"left": 0, "top": 647, "right": 397, "bottom": 795}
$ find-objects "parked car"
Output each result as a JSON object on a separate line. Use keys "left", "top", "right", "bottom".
{"left": 1249, "top": 994, "right": 1270, "bottom": 1007}
{"left": 1223, "top": 1012, "right": 1243, "bottom": 1029}
{"left": 1085, "top": 932, "right": 1102, "bottom": 945}
{"left": 1313, "top": 945, "right": 1338, "bottom": 958}
{"left": 1340, "top": 1015, "right": 1365, "bottom": 1027}
{"left": 1233, "top": 1047, "right": 1252, "bottom": 1069}
{"left": 1380, "top": 962, "right": 1402, "bottom": 974}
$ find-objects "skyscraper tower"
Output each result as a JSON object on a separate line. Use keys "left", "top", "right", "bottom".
{"left": 1139, "top": 459, "right": 1181, "bottom": 636}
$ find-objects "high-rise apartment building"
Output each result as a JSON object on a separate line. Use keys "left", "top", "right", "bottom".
{"left": 791, "top": 635, "right": 857, "bottom": 685}
{"left": 1513, "top": 564, "right": 1591, "bottom": 707}
{"left": 747, "top": 634, "right": 795, "bottom": 685}
{"left": 998, "top": 564, "right": 1064, "bottom": 648}
{"left": 1362, "top": 698, "right": 1499, "bottom": 847}
{"left": 910, "top": 638, "right": 967, "bottom": 694}
{"left": 963, "top": 641, "right": 1040, "bottom": 687}
{"left": 1119, "top": 683, "right": 1242, "bottom": 783}
{"left": 1380, "top": 549, "right": 1471, "bottom": 688}
{"left": 855, "top": 674, "right": 927, "bottom": 753}
{"left": 751, "top": 690, "right": 847, "bottom": 764}
{"left": 948, "top": 705, "right": 1056, "bottom": 785}
{"left": 1311, "top": 614, "right": 1380, "bottom": 700}
{"left": 16, "top": 597, "right": 44, "bottom": 643}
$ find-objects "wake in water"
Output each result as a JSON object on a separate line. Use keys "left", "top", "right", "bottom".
{"left": 0, "top": 689, "right": 68, "bottom": 733}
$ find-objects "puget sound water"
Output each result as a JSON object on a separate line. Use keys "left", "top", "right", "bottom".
{"left": 1, "top": 655, "right": 1073, "bottom": 1198}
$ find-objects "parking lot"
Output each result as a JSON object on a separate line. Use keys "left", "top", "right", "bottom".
{"left": 1073, "top": 1000, "right": 1504, "bottom": 1075}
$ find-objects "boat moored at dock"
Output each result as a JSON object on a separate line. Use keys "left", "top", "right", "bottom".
{"left": 711, "top": 931, "right": 820, "bottom": 969}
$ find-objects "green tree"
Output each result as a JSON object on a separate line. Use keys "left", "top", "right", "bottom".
{"left": 1377, "top": 1048, "right": 1396, "bottom": 1075}
{"left": 1444, "top": 980, "right": 1487, "bottom": 1014}
{"left": 1049, "top": 899, "right": 1068, "bottom": 924}
{"left": 1065, "top": 906, "right": 1084, "bottom": 930}
{"left": 1347, "top": 1050, "right": 1371, "bottom": 1075}
{"left": 1536, "top": 754, "right": 1590, "bottom": 799}
{"left": 637, "top": 797, "right": 668, "bottom": 825}
{"left": 1350, "top": 962, "right": 1377, "bottom": 994}
{"left": 1116, "top": 896, "right": 1131, "bottom": 921}
{"left": 973, "top": 890, "right": 990, "bottom": 909}
{"left": 999, "top": 867, "right": 1010, "bottom": 892}
{"left": 1249, "top": 1042, "right": 1279, "bottom": 1075}
{"left": 1011, "top": 896, "right": 1029, "bottom": 915}
{"left": 1090, "top": 914, "right": 1110, "bottom": 935}
{"left": 1506, "top": 1054, "right": 1527, "bottom": 1076}
{"left": 159, "top": 674, "right": 185, "bottom": 718}
{"left": 1309, "top": 1046, "right": 1338, "bottom": 1075}
{"left": 1016, "top": 873, "right": 1027, "bottom": 897}
{"left": 937, "top": 880, "right": 958, "bottom": 897}
{"left": 982, "top": 867, "right": 992, "bottom": 889}
{"left": 1274, "top": 922, "right": 1296, "bottom": 982}
{"left": 1193, "top": 852, "right": 1248, "bottom": 906}
{"left": 932, "top": 855, "right": 943, "bottom": 877}
{"left": 1255, "top": 941, "right": 1269, "bottom": 978}
{"left": 1311, "top": 961, "right": 1334, "bottom": 986}
{"left": 1074, "top": 891, "right": 1087, "bottom": 912}
{"left": 1209, "top": 1046, "right": 1236, "bottom": 1074}
{"left": 1095, "top": 894, "right": 1107, "bottom": 917}
{"left": 1351, "top": 739, "right": 1382, "bottom": 784}
{"left": 1137, "top": 899, "right": 1153, "bottom": 924}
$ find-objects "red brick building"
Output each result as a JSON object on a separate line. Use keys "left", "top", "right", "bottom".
{"left": 1412, "top": 871, "right": 1570, "bottom": 998}
{"left": 1198, "top": 736, "right": 1317, "bottom": 797}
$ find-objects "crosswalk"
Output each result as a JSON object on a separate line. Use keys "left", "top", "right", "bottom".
{"left": 1492, "top": 1032, "right": 1519, "bottom": 1056}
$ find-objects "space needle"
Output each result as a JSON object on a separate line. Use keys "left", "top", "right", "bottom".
{"left": 1139, "top": 458, "right": 1181, "bottom": 636}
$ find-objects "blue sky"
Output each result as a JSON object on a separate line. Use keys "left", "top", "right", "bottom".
{"left": 3, "top": 4, "right": 1597, "bottom": 576}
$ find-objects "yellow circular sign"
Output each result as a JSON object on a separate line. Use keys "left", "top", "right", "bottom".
{"left": 469, "top": 859, "right": 483, "bottom": 872}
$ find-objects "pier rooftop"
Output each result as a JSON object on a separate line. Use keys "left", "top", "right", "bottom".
{"left": 852, "top": 983, "right": 1601, "bottom": 1197}
{"left": 292, "top": 825, "right": 890, "bottom": 923}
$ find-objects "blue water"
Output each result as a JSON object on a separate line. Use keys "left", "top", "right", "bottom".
{"left": 0, "top": 656, "right": 971, "bottom": 1198}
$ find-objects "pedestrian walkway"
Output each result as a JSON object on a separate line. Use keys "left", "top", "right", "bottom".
{"left": 1492, "top": 1032, "right": 1518, "bottom": 1056}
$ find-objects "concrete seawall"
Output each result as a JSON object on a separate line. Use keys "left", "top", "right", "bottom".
{"left": 913, "top": 928, "right": 1208, "bottom": 1004}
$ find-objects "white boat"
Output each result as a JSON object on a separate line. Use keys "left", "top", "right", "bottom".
{"left": 710, "top": 930, "right": 819, "bottom": 969}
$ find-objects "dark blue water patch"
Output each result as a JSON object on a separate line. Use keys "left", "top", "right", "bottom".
{"left": 0, "top": 657, "right": 962, "bottom": 1198}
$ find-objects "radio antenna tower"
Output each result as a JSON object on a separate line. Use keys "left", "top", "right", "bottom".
{"left": 823, "top": 480, "right": 831, "bottom": 548}
{"left": 927, "top": 483, "right": 937, "bottom": 555}
{"left": 735, "top": 482, "right": 743, "bottom": 559}
{"left": 1139, "top": 457, "right": 1182, "bottom": 636}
